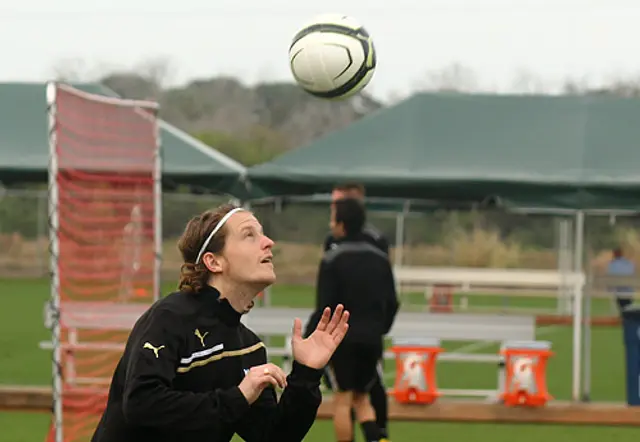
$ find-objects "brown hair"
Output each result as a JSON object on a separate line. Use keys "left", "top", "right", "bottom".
{"left": 334, "top": 182, "right": 366, "bottom": 196}
{"left": 177, "top": 203, "right": 240, "bottom": 293}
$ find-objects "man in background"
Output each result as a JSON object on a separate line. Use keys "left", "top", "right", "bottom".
{"left": 311, "top": 198, "right": 399, "bottom": 442}
{"left": 607, "top": 246, "right": 636, "bottom": 314}
{"left": 310, "top": 183, "right": 393, "bottom": 441}
{"left": 323, "top": 183, "right": 389, "bottom": 255}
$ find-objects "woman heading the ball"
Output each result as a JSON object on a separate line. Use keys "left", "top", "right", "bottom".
{"left": 91, "top": 204, "right": 349, "bottom": 442}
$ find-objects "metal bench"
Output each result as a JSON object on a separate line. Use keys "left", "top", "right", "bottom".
{"left": 41, "top": 302, "right": 537, "bottom": 398}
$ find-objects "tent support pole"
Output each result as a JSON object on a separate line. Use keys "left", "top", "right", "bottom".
{"left": 394, "top": 207, "right": 406, "bottom": 267}
{"left": 571, "top": 210, "right": 585, "bottom": 402}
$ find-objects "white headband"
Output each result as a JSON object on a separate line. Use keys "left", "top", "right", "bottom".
{"left": 195, "top": 207, "right": 245, "bottom": 264}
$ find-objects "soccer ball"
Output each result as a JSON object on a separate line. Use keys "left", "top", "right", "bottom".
{"left": 288, "top": 14, "right": 377, "bottom": 100}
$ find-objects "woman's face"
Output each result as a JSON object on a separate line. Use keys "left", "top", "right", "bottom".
{"left": 209, "top": 211, "right": 276, "bottom": 288}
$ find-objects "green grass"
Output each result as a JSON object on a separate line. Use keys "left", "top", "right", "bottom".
{"left": 0, "top": 278, "right": 632, "bottom": 441}
{"left": 2, "top": 411, "right": 640, "bottom": 442}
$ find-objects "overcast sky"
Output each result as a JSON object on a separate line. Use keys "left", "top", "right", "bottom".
{"left": 2, "top": 0, "right": 640, "bottom": 100}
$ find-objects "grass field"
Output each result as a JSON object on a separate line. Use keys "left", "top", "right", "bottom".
{"left": 0, "top": 278, "right": 634, "bottom": 441}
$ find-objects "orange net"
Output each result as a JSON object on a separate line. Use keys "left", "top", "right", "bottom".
{"left": 47, "top": 83, "right": 160, "bottom": 442}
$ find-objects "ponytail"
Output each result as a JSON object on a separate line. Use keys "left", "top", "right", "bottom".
{"left": 178, "top": 262, "right": 208, "bottom": 293}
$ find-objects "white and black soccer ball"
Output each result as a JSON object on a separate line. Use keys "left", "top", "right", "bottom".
{"left": 289, "top": 14, "right": 377, "bottom": 100}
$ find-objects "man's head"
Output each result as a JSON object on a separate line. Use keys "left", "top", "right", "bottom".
{"left": 613, "top": 247, "right": 624, "bottom": 259}
{"left": 330, "top": 198, "right": 366, "bottom": 239}
{"left": 177, "top": 204, "right": 275, "bottom": 296}
{"left": 331, "top": 183, "right": 365, "bottom": 203}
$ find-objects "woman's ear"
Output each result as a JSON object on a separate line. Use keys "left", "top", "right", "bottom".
{"left": 202, "top": 252, "right": 223, "bottom": 274}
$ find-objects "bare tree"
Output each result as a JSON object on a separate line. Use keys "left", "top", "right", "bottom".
{"left": 416, "top": 63, "right": 480, "bottom": 93}
{"left": 134, "top": 57, "right": 175, "bottom": 91}
{"left": 254, "top": 63, "right": 278, "bottom": 84}
{"left": 510, "top": 69, "right": 547, "bottom": 94}
{"left": 50, "top": 58, "right": 90, "bottom": 82}
{"left": 597, "top": 75, "right": 640, "bottom": 98}
{"left": 92, "top": 57, "right": 176, "bottom": 100}
{"left": 562, "top": 76, "right": 591, "bottom": 96}
{"left": 50, "top": 56, "right": 175, "bottom": 100}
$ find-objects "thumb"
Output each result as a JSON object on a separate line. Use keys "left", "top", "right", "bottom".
{"left": 292, "top": 318, "right": 302, "bottom": 341}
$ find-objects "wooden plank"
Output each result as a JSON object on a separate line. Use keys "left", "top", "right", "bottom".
{"left": 317, "top": 397, "right": 640, "bottom": 426}
{"left": 4, "top": 386, "right": 640, "bottom": 426}
{"left": 0, "top": 385, "right": 51, "bottom": 411}
{"left": 536, "top": 315, "right": 620, "bottom": 326}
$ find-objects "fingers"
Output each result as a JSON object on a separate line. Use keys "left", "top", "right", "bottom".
{"left": 252, "top": 363, "right": 287, "bottom": 389}
{"left": 338, "top": 308, "right": 349, "bottom": 330}
{"left": 332, "top": 311, "right": 350, "bottom": 344}
{"left": 265, "top": 363, "right": 287, "bottom": 388}
{"left": 259, "top": 372, "right": 280, "bottom": 390}
{"left": 315, "top": 307, "right": 332, "bottom": 332}
{"left": 311, "top": 305, "right": 350, "bottom": 344}
{"left": 325, "top": 304, "right": 345, "bottom": 335}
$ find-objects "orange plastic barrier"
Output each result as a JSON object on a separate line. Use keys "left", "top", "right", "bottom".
{"left": 390, "top": 338, "right": 442, "bottom": 404}
{"left": 500, "top": 340, "right": 553, "bottom": 407}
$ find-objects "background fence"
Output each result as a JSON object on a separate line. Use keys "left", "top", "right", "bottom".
{"left": 2, "top": 188, "right": 639, "bottom": 285}
{"left": 2, "top": 187, "right": 640, "bottom": 404}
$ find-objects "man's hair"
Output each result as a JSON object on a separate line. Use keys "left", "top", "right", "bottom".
{"left": 334, "top": 198, "right": 366, "bottom": 236}
{"left": 333, "top": 182, "right": 366, "bottom": 196}
{"left": 177, "top": 203, "right": 240, "bottom": 293}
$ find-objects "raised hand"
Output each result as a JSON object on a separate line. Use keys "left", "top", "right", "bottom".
{"left": 291, "top": 304, "right": 349, "bottom": 369}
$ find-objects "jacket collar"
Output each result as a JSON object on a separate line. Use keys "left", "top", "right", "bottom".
{"left": 194, "top": 285, "right": 242, "bottom": 326}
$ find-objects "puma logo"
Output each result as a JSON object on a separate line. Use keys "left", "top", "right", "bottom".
{"left": 194, "top": 329, "right": 209, "bottom": 347}
{"left": 143, "top": 342, "right": 165, "bottom": 358}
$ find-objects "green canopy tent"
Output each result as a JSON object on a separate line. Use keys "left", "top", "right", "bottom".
{"left": 248, "top": 92, "right": 640, "bottom": 402}
{"left": 248, "top": 92, "right": 640, "bottom": 211}
{"left": 0, "top": 82, "right": 247, "bottom": 195}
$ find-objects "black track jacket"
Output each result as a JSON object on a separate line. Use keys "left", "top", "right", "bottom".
{"left": 309, "top": 233, "right": 399, "bottom": 345}
{"left": 91, "top": 286, "right": 323, "bottom": 442}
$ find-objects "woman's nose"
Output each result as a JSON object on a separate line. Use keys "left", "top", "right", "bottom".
{"left": 262, "top": 234, "right": 275, "bottom": 248}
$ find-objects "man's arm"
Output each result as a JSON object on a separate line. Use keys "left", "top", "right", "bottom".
{"left": 382, "top": 262, "right": 400, "bottom": 334}
{"left": 316, "top": 258, "right": 339, "bottom": 311}
{"left": 234, "top": 361, "right": 324, "bottom": 442}
{"left": 305, "top": 238, "right": 335, "bottom": 338}
{"left": 122, "top": 307, "right": 250, "bottom": 429}
{"left": 305, "top": 258, "right": 339, "bottom": 336}
{"left": 377, "top": 234, "right": 390, "bottom": 256}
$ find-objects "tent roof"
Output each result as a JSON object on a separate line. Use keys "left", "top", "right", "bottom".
{"left": 0, "top": 82, "right": 246, "bottom": 192}
{"left": 248, "top": 93, "right": 640, "bottom": 210}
